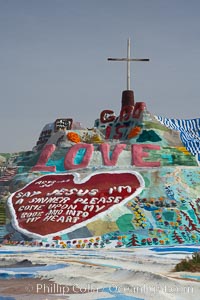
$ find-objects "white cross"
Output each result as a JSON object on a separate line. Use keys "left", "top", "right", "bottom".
{"left": 108, "top": 38, "right": 149, "bottom": 90}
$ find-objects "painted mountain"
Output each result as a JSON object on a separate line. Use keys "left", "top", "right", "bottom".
{"left": 0, "top": 90, "right": 200, "bottom": 248}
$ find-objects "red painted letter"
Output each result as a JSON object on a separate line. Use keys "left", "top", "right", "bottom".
{"left": 120, "top": 105, "right": 134, "bottom": 121}
{"left": 100, "top": 110, "right": 116, "bottom": 123}
{"left": 132, "top": 102, "right": 146, "bottom": 119}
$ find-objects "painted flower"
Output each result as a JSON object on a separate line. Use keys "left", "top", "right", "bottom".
{"left": 153, "top": 238, "right": 158, "bottom": 243}
{"left": 67, "top": 132, "right": 81, "bottom": 143}
{"left": 141, "top": 238, "right": 147, "bottom": 245}
{"left": 91, "top": 134, "right": 103, "bottom": 143}
{"left": 128, "top": 126, "right": 141, "bottom": 139}
{"left": 116, "top": 241, "right": 123, "bottom": 247}
{"left": 156, "top": 214, "right": 162, "bottom": 220}
{"left": 191, "top": 234, "right": 196, "bottom": 240}
{"left": 105, "top": 239, "right": 111, "bottom": 244}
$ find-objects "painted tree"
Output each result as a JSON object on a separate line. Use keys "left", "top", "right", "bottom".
{"left": 172, "top": 230, "right": 184, "bottom": 244}
{"left": 180, "top": 211, "right": 200, "bottom": 233}
{"left": 189, "top": 202, "right": 200, "bottom": 224}
{"left": 127, "top": 233, "right": 139, "bottom": 246}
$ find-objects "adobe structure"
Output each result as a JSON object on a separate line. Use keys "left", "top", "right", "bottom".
{"left": 0, "top": 40, "right": 199, "bottom": 248}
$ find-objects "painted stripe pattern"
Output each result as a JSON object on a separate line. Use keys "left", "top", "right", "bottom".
{"left": 0, "top": 167, "right": 18, "bottom": 182}
{"left": 155, "top": 116, "right": 200, "bottom": 162}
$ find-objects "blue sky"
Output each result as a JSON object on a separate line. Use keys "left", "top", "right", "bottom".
{"left": 0, "top": 0, "right": 200, "bottom": 152}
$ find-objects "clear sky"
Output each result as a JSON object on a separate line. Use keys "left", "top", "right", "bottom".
{"left": 1, "top": 0, "right": 200, "bottom": 152}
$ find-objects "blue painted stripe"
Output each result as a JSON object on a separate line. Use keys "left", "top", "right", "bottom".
{"left": 155, "top": 116, "right": 200, "bottom": 161}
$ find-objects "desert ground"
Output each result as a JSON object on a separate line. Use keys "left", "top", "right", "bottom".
{"left": 0, "top": 245, "right": 200, "bottom": 300}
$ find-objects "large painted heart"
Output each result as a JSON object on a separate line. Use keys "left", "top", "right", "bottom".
{"left": 8, "top": 171, "right": 144, "bottom": 238}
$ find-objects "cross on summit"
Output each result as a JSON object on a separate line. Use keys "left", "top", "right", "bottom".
{"left": 108, "top": 38, "right": 149, "bottom": 90}
{"left": 107, "top": 38, "right": 149, "bottom": 108}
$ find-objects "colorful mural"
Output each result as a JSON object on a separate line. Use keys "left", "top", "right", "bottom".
{"left": 0, "top": 98, "right": 200, "bottom": 248}
{"left": 8, "top": 171, "right": 144, "bottom": 237}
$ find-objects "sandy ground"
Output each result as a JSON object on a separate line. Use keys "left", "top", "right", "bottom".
{"left": 0, "top": 246, "right": 200, "bottom": 300}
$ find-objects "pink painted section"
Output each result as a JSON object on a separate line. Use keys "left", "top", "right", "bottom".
{"left": 64, "top": 143, "right": 94, "bottom": 170}
{"left": 132, "top": 144, "right": 160, "bottom": 167}
{"left": 31, "top": 142, "right": 161, "bottom": 172}
{"left": 31, "top": 144, "right": 56, "bottom": 172}
{"left": 100, "top": 143, "right": 126, "bottom": 166}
